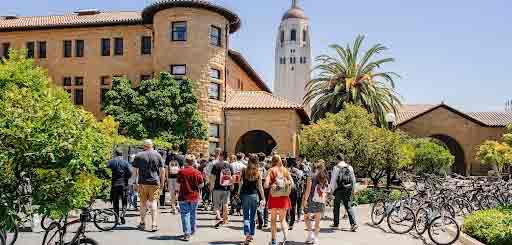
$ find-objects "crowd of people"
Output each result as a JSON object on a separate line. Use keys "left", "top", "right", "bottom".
{"left": 106, "top": 139, "right": 358, "bottom": 245}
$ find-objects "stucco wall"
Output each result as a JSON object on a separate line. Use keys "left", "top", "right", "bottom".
{"left": 226, "top": 56, "right": 262, "bottom": 91}
{"left": 399, "top": 107, "right": 505, "bottom": 175}
{"left": 225, "top": 109, "right": 302, "bottom": 156}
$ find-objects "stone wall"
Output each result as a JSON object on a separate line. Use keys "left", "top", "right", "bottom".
{"left": 226, "top": 57, "right": 262, "bottom": 91}
{"left": 399, "top": 106, "right": 506, "bottom": 175}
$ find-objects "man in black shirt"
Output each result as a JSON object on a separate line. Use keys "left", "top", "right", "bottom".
{"left": 107, "top": 149, "right": 132, "bottom": 224}
{"left": 210, "top": 151, "right": 234, "bottom": 228}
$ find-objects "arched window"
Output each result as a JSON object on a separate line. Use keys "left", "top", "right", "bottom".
{"left": 303, "top": 29, "right": 307, "bottom": 42}
{"left": 290, "top": 29, "right": 297, "bottom": 41}
{"left": 280, "top": 30, "right": 285, "bottom": 43}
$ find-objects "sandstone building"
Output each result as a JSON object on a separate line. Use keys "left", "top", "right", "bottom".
{"left": 0, "top": 0, "right": 308, "bottom": 156}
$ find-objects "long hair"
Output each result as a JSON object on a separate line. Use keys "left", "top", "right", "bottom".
{"left": 314, "top": 160, "right": 328, "bottom": 186}
{"left": 271, "top": 154, "right": 283, "bottom": 167}
{"left": 229, "top": 154, "right": 237, "bottom": 163}
{"left": 244, "top": 154, "right": 260, "bottom": 181}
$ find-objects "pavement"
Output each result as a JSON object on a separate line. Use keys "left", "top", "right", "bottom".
{"left": 16, "top": 204, "right": 461, "bottom": 245}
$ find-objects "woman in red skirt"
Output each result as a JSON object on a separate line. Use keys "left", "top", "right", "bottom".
{"left": 264, "top": 154, "right": 293, "bottom": 245}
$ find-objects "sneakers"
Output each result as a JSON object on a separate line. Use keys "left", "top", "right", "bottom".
{"left": 329, "top": 224, "right": 339, "bottom": 228}
{"left": 214, "top": 221, "right": 224, "bottom": 229}
{"left": 351, "top": 224, "right": 358, "bottom": 232}
{"left": 137, "top": 223, "right": 145, "bottom": 231}
{"left": 270, "top": 240, "right": 277, "bottom": 245}
{"left": 305, "top": 231, "right": 315, "bottom": 244}
{"left": 120, "top": 217, "right": 126, "bottom": 225}
{"left": 288, "top": 225, "right": 293, "bottom": 231}
{"left": 181, "top": 234, "right": 190, "bottom": 241}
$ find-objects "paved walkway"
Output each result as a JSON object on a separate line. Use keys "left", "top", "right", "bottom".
{"left": 17, "top": 205, "right": 459, "bottom": 245}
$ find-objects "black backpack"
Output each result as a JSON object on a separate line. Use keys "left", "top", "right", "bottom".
{"left": 336, "top": 166, "right": 353, "bottom": 190}
{"left": 290, "top": 169, "right": 304, "bottom": 192}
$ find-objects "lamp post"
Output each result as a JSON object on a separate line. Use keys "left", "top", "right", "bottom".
{"left": 385, "top": 112, "right": 397, "bottom": 188}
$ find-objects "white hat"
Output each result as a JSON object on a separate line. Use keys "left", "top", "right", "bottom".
{"left": 143, "top": 139, "right": 153, "bottom": 146}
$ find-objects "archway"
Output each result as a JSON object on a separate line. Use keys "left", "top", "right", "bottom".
{"left": 430, "top": 134, "right": 466, "bottom": 175}
{"left": 235, "top": 130, "right": 277, "bottom": 155}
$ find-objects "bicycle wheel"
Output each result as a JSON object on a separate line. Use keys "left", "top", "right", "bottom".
{"left": 75, "top": 238, "right": 98, "bottom": 245}
{"left": 452, "top": 198, "right": 472, "bottom": 217}
{"left": 0, "top": 231, "right": 5, "bottom": 245}
{"left": 415, "top": 207, "right": 429, "bottom": 235}
{"left": 41, "top": 222, "right": 63, "bottom": 245}
{"left": 41, "top": 215, "right": 56, "bottom": 231}
{"left": 5, "top": 226, "right": 18, "bottom": 245}
{"left": 428, "top": 215, "right": 460, "bottom": 245}
{"left": 93, "top": 209, "right": 118, "bottom": 231}
{"left": 387, "top": 206, "right": 415, "bottom": 234}
{"left": 370, "top": 200, "right": 386, "bottom": 225}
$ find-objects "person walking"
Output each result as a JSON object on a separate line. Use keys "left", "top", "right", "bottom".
{"left": 264, "top": 154, "right": 293, "bottom": 245}
{"left": 128, "top": 154, "right": 138, "bottom": 211}
{"left": 237, "top": 154, "right": 266, "bottom": 244}
{"left": 287, "top": 157, "right": 304, "bottom": 230}
{"left": 107, "top": 149, "right": 132, "bottom": 225}
{"left": 177, "top": 154, "right": 204, "bottom": 241}
{"left": 329, "top": 153, "right": 358, "bottom": 231}
{"left": 256, "top": 152, "right": 268, "bottom": 229}
{"left": 210, "top": 151, "right": 234, "bottom": 228}
{"left": 302, "top": 160, "right": 330, "bottom": 244}
{"left": 167, "top": 154, "right": 180, "bottom": 214}
{"left": 133, "top": 139, "right": 165, "bottom": 232}
{"left": 230, "top": 153, "right": 246, "bottom": 216}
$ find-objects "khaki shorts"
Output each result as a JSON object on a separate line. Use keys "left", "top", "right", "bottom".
{"left": 139, "top": 184, "right": 160, "bottom": 205}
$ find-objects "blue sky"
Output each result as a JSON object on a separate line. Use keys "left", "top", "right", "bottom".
{"left": 3, "top": 0, "right": 512, "bottom": 112}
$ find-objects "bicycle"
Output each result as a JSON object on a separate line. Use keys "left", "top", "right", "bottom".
{"left": 41, "top": 205, "right": 118, "bottom": 232}
{"left": 41, "top": 203, "right": 109, "bottom": 245}
{"left": 0, "top": 230, "right": 5, "bottom": 245}
{"left": 415, "top": 201, "right": 460, "bottom": 245}
{"left": 370, "top": 188, "right": 416, "bottom": 234}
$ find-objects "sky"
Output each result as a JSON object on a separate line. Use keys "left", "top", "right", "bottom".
{"left": 3, "top": 0, "right": 512, "bottom": 112}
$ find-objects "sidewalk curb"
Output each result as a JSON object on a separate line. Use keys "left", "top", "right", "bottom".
{"left": 447, "top": 226, "right": 485, "bottom": 245}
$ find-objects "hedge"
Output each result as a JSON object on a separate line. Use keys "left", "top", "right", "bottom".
{"left": 463, "top": 206, "right": 512, "bottom": 245}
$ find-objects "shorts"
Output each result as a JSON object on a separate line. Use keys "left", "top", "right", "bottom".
{"left": 212, "top": 190, "right": 230, "bottom": 211}
{"left": 139, "top": 184, "right": 160, "bottom": 205}
{"left": 304, "top": 201, "right": 325, "bottom": 214}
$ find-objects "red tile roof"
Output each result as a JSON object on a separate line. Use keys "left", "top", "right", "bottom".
{"left": 0, "top": 11, "right": 141, "bottom": 32}
{"left": 397, "top": 103, "right": 512, "bottom": 127}
{"left": 225, "top": 91, "right": 309, "bottom": 122}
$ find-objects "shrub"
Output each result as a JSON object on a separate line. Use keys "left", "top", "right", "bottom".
{"left": 353, "top": 188, "right": 401, "bottom": 205}
{"left": 463, "top": 206, "right": 512, "bottom": 245}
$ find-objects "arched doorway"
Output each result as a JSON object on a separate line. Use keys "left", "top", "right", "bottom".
{"left": 430, "top": 134, "right": 466, "bottom": 175}
{"left": 235, "top": 130, "right": 277, "bottom": 155}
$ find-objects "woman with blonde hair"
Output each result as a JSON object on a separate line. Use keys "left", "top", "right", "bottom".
{"left": 264, "top": 154, "right": 293, "bottom": 245}
{"left": 302, "top": 160, "right": 330, "bottom": 244}
{"left": 238, "top": 154, "right": 265, "bottom": 244}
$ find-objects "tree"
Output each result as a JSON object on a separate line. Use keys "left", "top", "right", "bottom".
{"left": 299, "top": 104, "right": 406, "bottom": 187}
{"left": 476, "top": 125, "right": 512, "bottom": 175}
{"left": 0, "top": 50, "right": 116, "bottom": 230}
{"left": 103, "top": 73, "right": 207, "bottom": 149}
{"left": 304, "top": 35, "right": 402, "bottom": 127}
{"left": 412, "top": 139, "right": 454, "bottom": 175}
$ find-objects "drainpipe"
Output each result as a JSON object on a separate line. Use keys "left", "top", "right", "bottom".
{"left": 224, "top": 24, "right": 230, "bottom": 152}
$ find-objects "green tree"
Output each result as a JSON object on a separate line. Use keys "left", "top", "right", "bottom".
{"left": 103, "top": 73, "right": 207, "bottom": 149}
{"left": 0, "top": 50, "right": 115, "bottom": 230}
{"left": 412, "top": 138, "right": 454, "bottom": 175}
{"left": 476, "top": 124, "right": 512, "bottom": 174}
{"left": 304, "top": 35, "right": 401, "bottom": 127}
{"left": 299, "top": 104, "right": 406, "bottom": 187}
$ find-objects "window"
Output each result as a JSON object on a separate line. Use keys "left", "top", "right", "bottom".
{"left": 74, "top": 77, "right": 84, "bottom": 86}
{"left": 170, "top": 64, "right": 186, "bottom": 76}
{"left": 38, "top": 41, "right": 47, "bottom": 58}
{"left": 26, "top": 42, "right": 35, "bottom": 58}
{"left": 209, "top": 142, "right": 219, "bottom": 154}
{"left": 237, "top": 79, "right": 243, "bottom": 90}
{"left": 63, "top": 40, "right": 72, "bottom": 58}
{"left": 303, "top": 29, "right": 307, "bottom": 42}
{"left": 141, "top": 36, "right": 151, "bottom": 55}
{"left": 140, "top": 74, "right": 151, "bottom": 82}
{"left": 2, "top": 43, "right": 10, "bottom": 59}
{"left": 299, "top": 57, "right": 303, "bottom": 64}
{"left": 171, "top": 22, "right": 187, "bottom": 41}
{"left": 100, "top": 76, "right": 110, "bottom": 86}
{"left": 75, "top": 40, "right": 84, "bottom": 57}
{"left": 101, "top": 38, "right": 110, "bottom": 56}
{"left": 209, "top": 123, "right": 220, "bottom": 138}
{"left": 74, "top": 89, "right": 84, "bottom": 105}
{"left": 209, "top": 68, "right": 221, "bottom": 80}
{"left": 101, "top": 88, "right": 109, "bottom": 105}
{"left": 114, "top": 38, "right": 123, "bottom": 56}
{"left": 290, "top": 29, "right": 297, "bottom": 41}
{"left": 63, "top": 77, "right": 72, "bottom": 86}
{"left": 303, "top": 57, "right": 307, "bottom": 64}
{"left": 290, "top": 57, "right": 296, "bottom": 64}
{"left": 280, "top": 30, "right": 285, "bottom": 43}
{"left": 208, "top": 82, "right": 220, "bottom": 100}
{"left": 210, "top": 25, "right": 222, "bottom": 47}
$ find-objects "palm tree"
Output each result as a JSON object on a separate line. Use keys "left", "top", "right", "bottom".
{"left": 304, "top": 35, "right": 401, "bottom": 127}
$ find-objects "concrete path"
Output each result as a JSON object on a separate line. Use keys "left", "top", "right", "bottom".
{"left": 16, "top": 205, "right": 460, "bottom": 245}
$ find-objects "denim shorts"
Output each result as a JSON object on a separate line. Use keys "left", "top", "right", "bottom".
{"left": 304, "top": 201, "right": 325, "bottom": 214}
